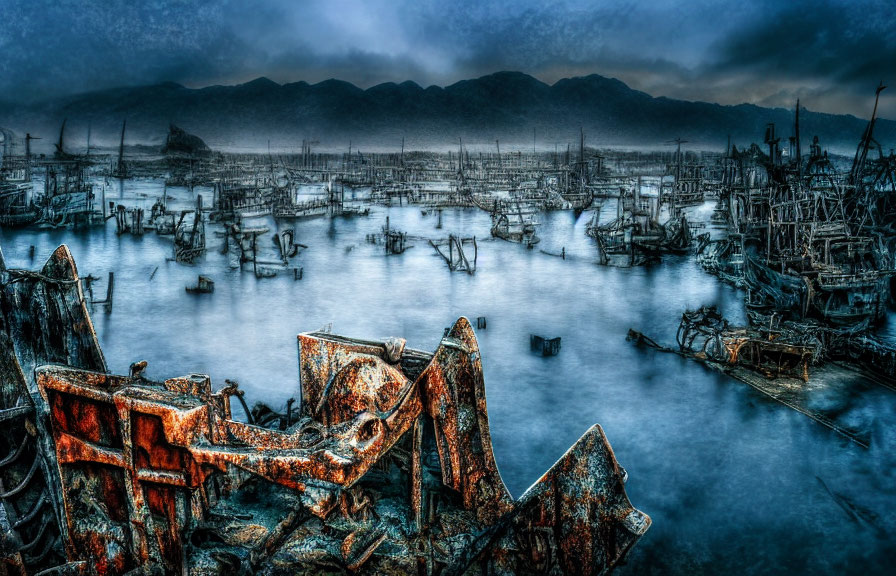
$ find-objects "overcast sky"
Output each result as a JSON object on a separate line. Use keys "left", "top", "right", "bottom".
{"left": 0, "top": 0, "right": 893, "bottom": 118}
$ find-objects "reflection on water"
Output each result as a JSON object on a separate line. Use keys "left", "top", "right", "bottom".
{"left": 2, "top": 178, "right": 894, "bottom": 575}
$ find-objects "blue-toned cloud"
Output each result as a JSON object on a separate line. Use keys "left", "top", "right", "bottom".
{"left": 0, "top": 0, "right": 892, "bottom": 118}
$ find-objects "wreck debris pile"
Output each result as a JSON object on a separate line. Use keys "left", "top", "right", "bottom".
{"left": 628, "top": 301, "right": 896, "bottom": 448}
{"left": 0, "top": 245, "right": 649, "bottom": 575}
{"left": 675, "top": 306, "right": 814, "bottom": 381}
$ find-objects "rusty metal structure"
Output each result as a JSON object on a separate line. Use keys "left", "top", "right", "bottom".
{"left": 2, "top": 245, "right": 650, "bottom": 575}
{"left": 675, "top": 306, "right": 814, "bottom": 381}
{"left": 627, "top": 307, "right": 875, "bottom": 448}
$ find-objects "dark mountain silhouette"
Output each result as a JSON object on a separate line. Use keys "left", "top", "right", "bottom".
{"left": 2, "top": 71, "right": 893, "bottom": 154}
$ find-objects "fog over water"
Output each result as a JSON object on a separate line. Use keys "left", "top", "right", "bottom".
{"left": 1, "top": 177, "right": 894, "bottom": 574}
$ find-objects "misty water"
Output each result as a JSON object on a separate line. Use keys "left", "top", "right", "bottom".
{"left": 1, "top": 178, "right": 894, "bottom": 575}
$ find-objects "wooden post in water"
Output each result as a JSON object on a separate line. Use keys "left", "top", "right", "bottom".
{"left": 473, "top": 237, "right": 477, "bottom": 268}
{"left": 107, "top": 273, "right": 114, "bottom": 310}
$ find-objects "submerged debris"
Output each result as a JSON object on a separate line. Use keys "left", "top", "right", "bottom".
{"left": 490, "top": 201, "right": 540, "bottom": 247}
{"left": 186, "top": 275, "right": 215, "bottom": 294}
{"left": 627, "top": 302, "right": 896, "bottom": 448}
{"left": 530, "top": 334, "right": 562, "bottom": 357}
{"left": 367, "top": 217, "right": 411, "bottom": 255}
{"left": 430, "top": 234, "right": 477, "bottom": 274}
{"left": 675, "top": 305, "right": 814, "bottom": 381}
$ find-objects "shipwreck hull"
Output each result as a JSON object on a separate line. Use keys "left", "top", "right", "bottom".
{"left": 745, "top": 255, "right": 890, "bottom": 328}
{"left": 0, "top": 245, "right": 107, "bottom": 574}
{"left": 812, "top": 274, "right": 890, "bottom": 327}
{"left": 0, "top": 209, "right": 41, "bottom": 228}
{"left": 2, "top": 245, "right": 649, "bottom": 575}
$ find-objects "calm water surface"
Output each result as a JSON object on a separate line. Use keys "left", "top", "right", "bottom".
{"left": 1, "top": 178, "right": 894, "bottom": 574}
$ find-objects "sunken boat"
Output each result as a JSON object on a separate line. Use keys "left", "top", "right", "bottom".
{"left": 586, "top": 183, "right": 693, "bottom": 266}
{"left": 490, "top": 201, "right": 540, "bottom": 247}
{"left": 0, "top": 245, "right": 650, "bottom": 575}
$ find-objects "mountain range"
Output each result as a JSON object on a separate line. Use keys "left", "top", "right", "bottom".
{"left": 1, "top": 72, "right": 893, "bottom": 154}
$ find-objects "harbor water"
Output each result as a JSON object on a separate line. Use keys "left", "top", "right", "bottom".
{"left": 1, "top": 178, "right": 894, "bottom": 575}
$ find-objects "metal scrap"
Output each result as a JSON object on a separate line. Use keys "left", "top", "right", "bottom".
{"left": 1, "top": 245, "right": 650, "bottom": 575}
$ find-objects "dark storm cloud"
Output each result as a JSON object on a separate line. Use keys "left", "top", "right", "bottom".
{"left": 709, "top": 0, "right": 893, "bottom": 83}
{"left": 0, "top": 0, "right": 892, "bottom": 118}
{"left": 701, "top": 0, "right": 896, "bottom": 117}
{"left": 0, "top": 0, "right": 251, "bottom": 99}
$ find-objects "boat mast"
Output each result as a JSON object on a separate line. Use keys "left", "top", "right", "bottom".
{"left": 850, "top": 81, "right": 886, "bottom": 186}
{"left": 118, "top": 119, "right": 126, "bottom": 171}
{"left": 795, "top": 100, "right": 801, "bottom": 179}
{"left": 55, "top": 118, "right": 67, "bottom": 156}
